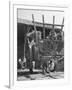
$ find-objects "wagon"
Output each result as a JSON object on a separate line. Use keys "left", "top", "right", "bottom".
{"left": 19, "top": 14, "right": 64, "bottom": 73}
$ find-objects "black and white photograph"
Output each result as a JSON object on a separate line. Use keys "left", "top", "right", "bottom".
{"left": 17, "top": 8, "right": 64, "bottom": 81}
{"left": 0, "top": 0, "right": 71, "bottom": 89}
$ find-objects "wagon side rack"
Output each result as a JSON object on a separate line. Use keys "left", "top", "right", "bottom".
{"left": 22, "top": 14, "right": 64, "bottom": 72}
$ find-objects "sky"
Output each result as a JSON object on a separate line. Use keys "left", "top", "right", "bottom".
{"left": 17, "top": 8, "right": 64, "bottom": 25}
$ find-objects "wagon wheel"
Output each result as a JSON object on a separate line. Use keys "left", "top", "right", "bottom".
{"left": 21, "top": 62, "right": 26, "bottom": 69}
{"left": 21, "top": 57, "right": 27, "bottom": 69}
{"left": 48, "top": 60, "right": 55, "bottom": 72}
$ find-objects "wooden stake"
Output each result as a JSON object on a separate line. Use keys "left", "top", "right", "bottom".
{"left": 61, "top": 17, "right": 64, "bottom": 30}
{"left": 53, "top": 16, "right": 55, "bottom": 31}
{"left": 42, "top": 15, "right": 45, "bottom": 39}
{"left": 32, "top": 14, "right": 38, "bottom": 45}
{"left": 32, "top": 14, "right": 36, "bottom": 32}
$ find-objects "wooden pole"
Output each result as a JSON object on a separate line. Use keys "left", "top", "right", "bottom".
{"left": 53, "top": 16, "right": 55, "bottom": 31}
{"left": 32, "top": 14, "right": 36, "bottom": 32}
{"left": 32, "top": 14, "right": 37, "bottom": 44}
{"left": 42, "top": 15, "right": 45, "bottom": 39}
{"left": 61, "top": 17, "right": 64, "bottom": 30}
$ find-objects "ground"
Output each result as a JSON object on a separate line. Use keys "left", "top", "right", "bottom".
{"left": 17, "top": 69, "right": 64, "bottom": 81}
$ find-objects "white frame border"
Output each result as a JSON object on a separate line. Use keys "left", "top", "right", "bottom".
{"left": 9, "top": 2, "right": 70, "bottom": 89}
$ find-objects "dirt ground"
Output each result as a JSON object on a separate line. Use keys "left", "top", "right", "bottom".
{"left": 17, "top": 69, "right": 64, "bottom": 81}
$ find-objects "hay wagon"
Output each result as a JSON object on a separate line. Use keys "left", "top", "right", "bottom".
{"left": 18, "top": 14, "right": 64, "bottom": 73}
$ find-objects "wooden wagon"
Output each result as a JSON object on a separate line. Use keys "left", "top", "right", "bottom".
{"left": 20, "top": 14, "right": 64, "bottom": 73}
